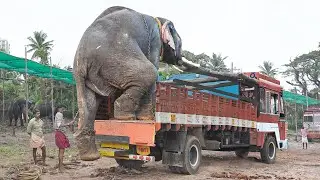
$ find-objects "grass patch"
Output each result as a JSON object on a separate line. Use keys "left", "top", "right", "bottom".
{"left": 0, "top": 144, "right": 27, "bottom": 160}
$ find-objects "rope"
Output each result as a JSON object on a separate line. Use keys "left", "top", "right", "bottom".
{"left": 16, "top": 165, "right": 43, "bottom": 180}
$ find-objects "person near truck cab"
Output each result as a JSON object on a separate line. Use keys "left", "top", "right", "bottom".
{"left": 301, "top": 126, "right": 308, "bottom": 149}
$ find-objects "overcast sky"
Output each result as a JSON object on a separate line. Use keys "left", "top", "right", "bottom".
{"left": 1, "top": 0, "right": 320, "bottom": 90}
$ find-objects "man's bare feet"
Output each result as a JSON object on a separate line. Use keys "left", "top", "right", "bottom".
{"left": 59, "top": 166, "right": 66, "bottom": 173}
{"left": 42, "top": 162, "right": 49, "bottom": 166}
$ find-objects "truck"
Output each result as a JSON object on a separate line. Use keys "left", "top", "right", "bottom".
{"left": 303, "top": 107, "right": 320, "bottom": 140}
{"left": 93, "top": 64, "right": 288, "bottom": 175}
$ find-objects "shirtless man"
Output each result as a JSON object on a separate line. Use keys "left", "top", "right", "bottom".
{"left": 26, "top": 109, "right": 46, "bottom": 165}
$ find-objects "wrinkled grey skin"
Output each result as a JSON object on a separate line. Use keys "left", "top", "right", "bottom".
{"left": 8, "top": 99, "right": 33, "bottom": 126}
{"left": 73, "top": 6, "right": 182, "bottom": 161}
{"left": 33, "top": 101, "right": 56, "bottom": 120}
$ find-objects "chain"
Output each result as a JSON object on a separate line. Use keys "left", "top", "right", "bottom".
{"left": 142, "top": 14, "right": 151, "bottom": 60}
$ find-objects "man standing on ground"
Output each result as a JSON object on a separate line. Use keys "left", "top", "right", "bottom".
{"left": 27, "top": 109, "right": 47, "bottom": 165}
{"left": 54, "top": 106, "right": 74, "bottom": 172}
{"left": 301, "top": 126, "right": 308, "bottom": 149}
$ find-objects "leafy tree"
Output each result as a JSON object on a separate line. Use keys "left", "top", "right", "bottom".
{"left": 27, "top": 31, "right": 54, "bottom": 65}
{"left": 258, "top": 61, "right": 278, "bottom": 78}
{"left": 181, "top": 50, "right": 228, "bottom": 72}
{"left": 203, "top": 53, "right": 228, "bottom": 71}
{"left": 283, "top": 50, "right": 320, "bottom": 95}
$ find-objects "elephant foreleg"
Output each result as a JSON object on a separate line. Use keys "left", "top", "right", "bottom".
{"left": 14, "top": 116, "right": 18, "bottom": 126}
{"left": 74, "top": 78, "right": 102, "bottom": 161}
{"left": 19, "top": 113, "right": 24, "bottom": 127}
{"left": 136, "top": 84, "right": 156, "bottom": 120}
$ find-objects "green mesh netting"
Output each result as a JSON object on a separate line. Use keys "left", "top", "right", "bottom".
{"left": 283, "top": 91, "right": 320, "bottom": 106}
{"left": 1, "top": 51, "right": 319, "bottom": 105}
{"left": 0, "top": 51, "right": 74, "bottom": 84}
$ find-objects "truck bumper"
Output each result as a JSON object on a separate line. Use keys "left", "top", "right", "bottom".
{"left": 98, "top": 147, "right": 155, "bottom": 162}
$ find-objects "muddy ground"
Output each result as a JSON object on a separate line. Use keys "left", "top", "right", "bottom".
{"left": 0, "top": 122, "right": 319, "bottom": 180}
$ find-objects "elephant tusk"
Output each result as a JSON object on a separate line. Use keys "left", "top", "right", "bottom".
{"left": 180, "top": 57, "right": 200, "bottom": 67}
{"left": 172, "top": 65, "right": 184, "bottom": 72}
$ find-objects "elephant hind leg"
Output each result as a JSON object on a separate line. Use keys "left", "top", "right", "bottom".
{"left": 8, "top": 117, "right": 12, "bottom": 126}
{"left": 114, "top": 86, "right": 144, "bottom": 120}
{"left": 113, "top": 62, "right": 157, "bottom": 120}
{"left": 136, "top": 84, "right": 156, "bottom": 120}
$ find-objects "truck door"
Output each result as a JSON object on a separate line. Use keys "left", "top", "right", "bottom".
{"left": 258, "top": 88, "right": 279, "bottom": 123}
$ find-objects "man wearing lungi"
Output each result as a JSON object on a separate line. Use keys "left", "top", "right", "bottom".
{"left": 301, "top": 126, "right": 308, "bottom": 149}
{"left": 27, "top": 109, "right": 47, "bottom": 165}
{"left": 54, "top": 106, "right": 73, "bottom": 172}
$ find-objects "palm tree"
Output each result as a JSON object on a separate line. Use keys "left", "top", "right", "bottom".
{"left": 198, "top": 53, "right": 228, "bottom": 72}
{"left": 27, "top": 31, "right": 54, "bottom": 65}
{"left": 259, "top": 61, "right": 278, "bottom": 77}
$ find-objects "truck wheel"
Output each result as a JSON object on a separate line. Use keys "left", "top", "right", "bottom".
{"left": 260, "top": 135, "right": 277, "bottom": 164}
{"left": 168, "top": 135, "right": 202, "bottom": 175}
{"left": 115, "top": 159, "right": 144, "bottom": 170}
{"left": 235, "top": 148, "right": 249, "bottom": 158}
{"left": 168, "top": 166, "right": 182, "bottom": 174}
{"left": 181, "top": 135, "right": 202, "bottom": 174}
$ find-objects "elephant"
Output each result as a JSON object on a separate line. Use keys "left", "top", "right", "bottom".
{"left": 33, "top": 101, "right": 56, "bottom": 120}
{"left": 73, "top": 6, "right": 183, "bottom": 161}
{"left": 8, "top": 99, "right": 33, "bottom": 126}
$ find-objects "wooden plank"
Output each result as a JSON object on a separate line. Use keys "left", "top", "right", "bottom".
{"left": 193, "top": 82, "right": 237, "bottom": 90}
{"left": 178, "top": 60, "right": 258, "bottom": 86}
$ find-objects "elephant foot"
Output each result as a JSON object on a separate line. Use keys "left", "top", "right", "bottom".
{"left": 114, "top": 93, "right": 138, "bottom": 120}
{"left": 136, "top": 103, "right": 155, "bottom": 121}
{"left": 114, "top": 114, "right": 135, "bottom": 120}
{"left": 74, "top": 128, "right": 100, "bottom": 161}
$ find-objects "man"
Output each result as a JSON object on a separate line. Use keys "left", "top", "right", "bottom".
{"left": 54, "top": 106, "right": 74, "bottom": 172}
{"left": 301, "top": 126, "right": 308, "bottom": 149}
{"left": 26, "top": 109, "right": 46, "bottom": 165}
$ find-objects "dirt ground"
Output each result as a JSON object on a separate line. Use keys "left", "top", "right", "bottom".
{"left": 0, "top": 122, "right": 319, "bottom": 180}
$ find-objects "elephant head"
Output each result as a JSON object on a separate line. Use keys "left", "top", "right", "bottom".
{"left": 156, "top": 17, "right": 182, "bottom": 65}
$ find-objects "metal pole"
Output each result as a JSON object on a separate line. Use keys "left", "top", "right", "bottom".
{"left": 25, "top": 46, "right": 29, "bottom": 122}
{"left": 295, "top": 102, "right": 298, "bottom": 141}
{"left": 72, "top": 85, "right": 75, "bottom": 118}
{"left": 231, "top": 62, "right": 233, "bottom": 73}
{"left": 50, "top": 57, "right": 54, "bottom": 128}
{"left": 1, "top": 70, "right": 4, "bottom": 122}
{"left": 60, "top": 82, "right": 62, "bottom": 104}
{"left": 306, "top": 92, "right": 309, "bottom": 108}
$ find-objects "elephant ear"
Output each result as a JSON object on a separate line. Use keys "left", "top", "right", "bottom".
{"left": 161, "top": 21, "right": 176, "bottom": 52}
{"left": 160, "top": 20, "right": 182, "bottom": 62}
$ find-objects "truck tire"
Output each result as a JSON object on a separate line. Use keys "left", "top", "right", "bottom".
{"left": 235, "top": 148, "right": 249, "bottom": 158}
{"left": 260, "top": 135, "right": 277, "bottom": 164}
{"left": 169, "top": 135, "right": 202, "bottom": 175}
{"left": 115, "top": 159, "right": 144, "bottom": 170}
